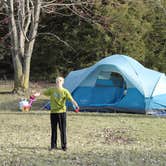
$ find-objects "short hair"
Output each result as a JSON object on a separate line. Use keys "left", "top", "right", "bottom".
{"left": 56, "top": 77, "right": 64, "bottom": 84}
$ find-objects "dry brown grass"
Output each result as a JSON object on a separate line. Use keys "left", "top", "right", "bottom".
{"left": 0, "top": 111, "right": 165, "bottom": 166}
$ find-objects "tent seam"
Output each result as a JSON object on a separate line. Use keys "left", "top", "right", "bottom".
{"left": 120, "top": 56, "right": 145, "bottom": 96}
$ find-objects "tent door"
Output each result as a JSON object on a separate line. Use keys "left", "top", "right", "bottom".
{"left": 91, "top": 71, "right": 126, "bottom": 104}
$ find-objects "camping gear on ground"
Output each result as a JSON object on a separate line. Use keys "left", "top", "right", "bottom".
{"left": 64, "top": 54, "right": 166, "bottom": 114}
{"left": 43, "top": 101, "right": 51, "bottom": 110}
{"left": 18, "top": 91, "right": 40, "bottom": 112}
{"left": 18, "top": 99, "right": 30, "bottom": 112}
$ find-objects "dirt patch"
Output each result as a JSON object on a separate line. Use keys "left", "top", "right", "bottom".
{"left": 100, "top": 128, "right": 134, "bottom": 144}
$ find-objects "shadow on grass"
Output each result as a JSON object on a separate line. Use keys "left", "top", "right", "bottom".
{"left": 17, "top": 146, "right": 66, "bottom": 152}
{"left": 0, "top": 99, "right": 18, "bottom": 111}
{"left": 69, "top": 111, "right": 166, "bottom": 119}
{"left": 0, "top": 91, "right": 13, "bottom": 94}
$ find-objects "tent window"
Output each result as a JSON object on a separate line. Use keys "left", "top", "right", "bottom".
{"left": 96, "top": 71, "right": 125, "bottom": 88}
{"left": 97, "top": 71, "right": 111, "bottom": 80}
{"left": 111, "top": 72, "right": 124, "bottom": 88}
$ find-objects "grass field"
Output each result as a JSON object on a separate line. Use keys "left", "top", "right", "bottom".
{"left": 0, "top": 112, "right": 166, "bottom": 166}
{"left": 0, "top": 87, "right": 166, "bottom": 166}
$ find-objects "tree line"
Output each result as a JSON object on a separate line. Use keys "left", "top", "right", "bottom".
{"left": 0, "top": 0, "right": 166, "bottom": 90}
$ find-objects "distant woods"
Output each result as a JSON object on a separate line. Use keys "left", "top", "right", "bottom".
{"left": 0, "top": 0, "right": 166, "bottom": 81}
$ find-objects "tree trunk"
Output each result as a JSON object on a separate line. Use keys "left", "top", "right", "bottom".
{"left": 22, "top": 55, "right": 31, "bottom": 90}
{"left": 22, "top": 39, "right": 36, "bottom": 90}
{"left": 6, "top": 0, "right": 41, "bottom": 93}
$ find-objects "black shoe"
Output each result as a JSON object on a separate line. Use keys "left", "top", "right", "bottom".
{"left": 62, "top": 147, "right": 67, "bottom": 151}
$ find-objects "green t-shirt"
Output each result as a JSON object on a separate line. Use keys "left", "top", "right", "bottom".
{"left": 44, "top": 87, "right": 73, "bottom": 113}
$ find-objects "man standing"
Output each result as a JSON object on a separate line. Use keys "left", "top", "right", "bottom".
{"left": 44, "top": 76, "right": 79, "bottom": 151}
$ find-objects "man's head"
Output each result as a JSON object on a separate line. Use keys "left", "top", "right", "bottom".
{"left": 56, "top": 76, "right": 64, "bottom": 87}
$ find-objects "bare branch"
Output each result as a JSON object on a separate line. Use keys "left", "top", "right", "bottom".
{"left": 51, "top": 11, "right": 74, "bottom": 16}
{"left": 67, "top": 5, "right": 92, "bottom": 23}
{"left": 29, "top": 0, "right": 35, "bottom": 28}
{"left": 24, "top": 0, "right": 31, "bottom": 37}
{"left": 0, "top": 31, "right": 12, "bottom": 41}
{"left": 38, "top": 32, "right": 76, "bottom": 51}
{"left": 42, "top": 2, "right": 94, "bottom": 8}
{"left": 0, "top": 12, "right": 9, "bottom": 16}
{"left": 7, "top": 0, "right": 19, "bottom": 52}
{"left": 42, "top": 0, "right": 58, "bottom": 4}
{"left": 30, "top": 0, "right": 41, "bottom": 39}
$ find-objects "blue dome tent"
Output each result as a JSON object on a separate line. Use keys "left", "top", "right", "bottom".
{"left": 64, "top": 55, "right": 166, "bottom": 114}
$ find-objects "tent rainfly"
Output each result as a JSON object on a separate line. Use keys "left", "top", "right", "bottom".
{"left": 64, "top": 55, "right": 166, "bottom": 114}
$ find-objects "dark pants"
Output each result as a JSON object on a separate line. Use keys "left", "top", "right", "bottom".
{"left": 50, "top": 113, "right": 67, "bottom": 149}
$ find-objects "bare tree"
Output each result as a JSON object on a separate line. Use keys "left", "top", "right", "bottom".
{"left": 1, "top": 0, "right": 41, "bottom": 92}
{"left": 1, "top": 0, "right": 96, "bottom": 92}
